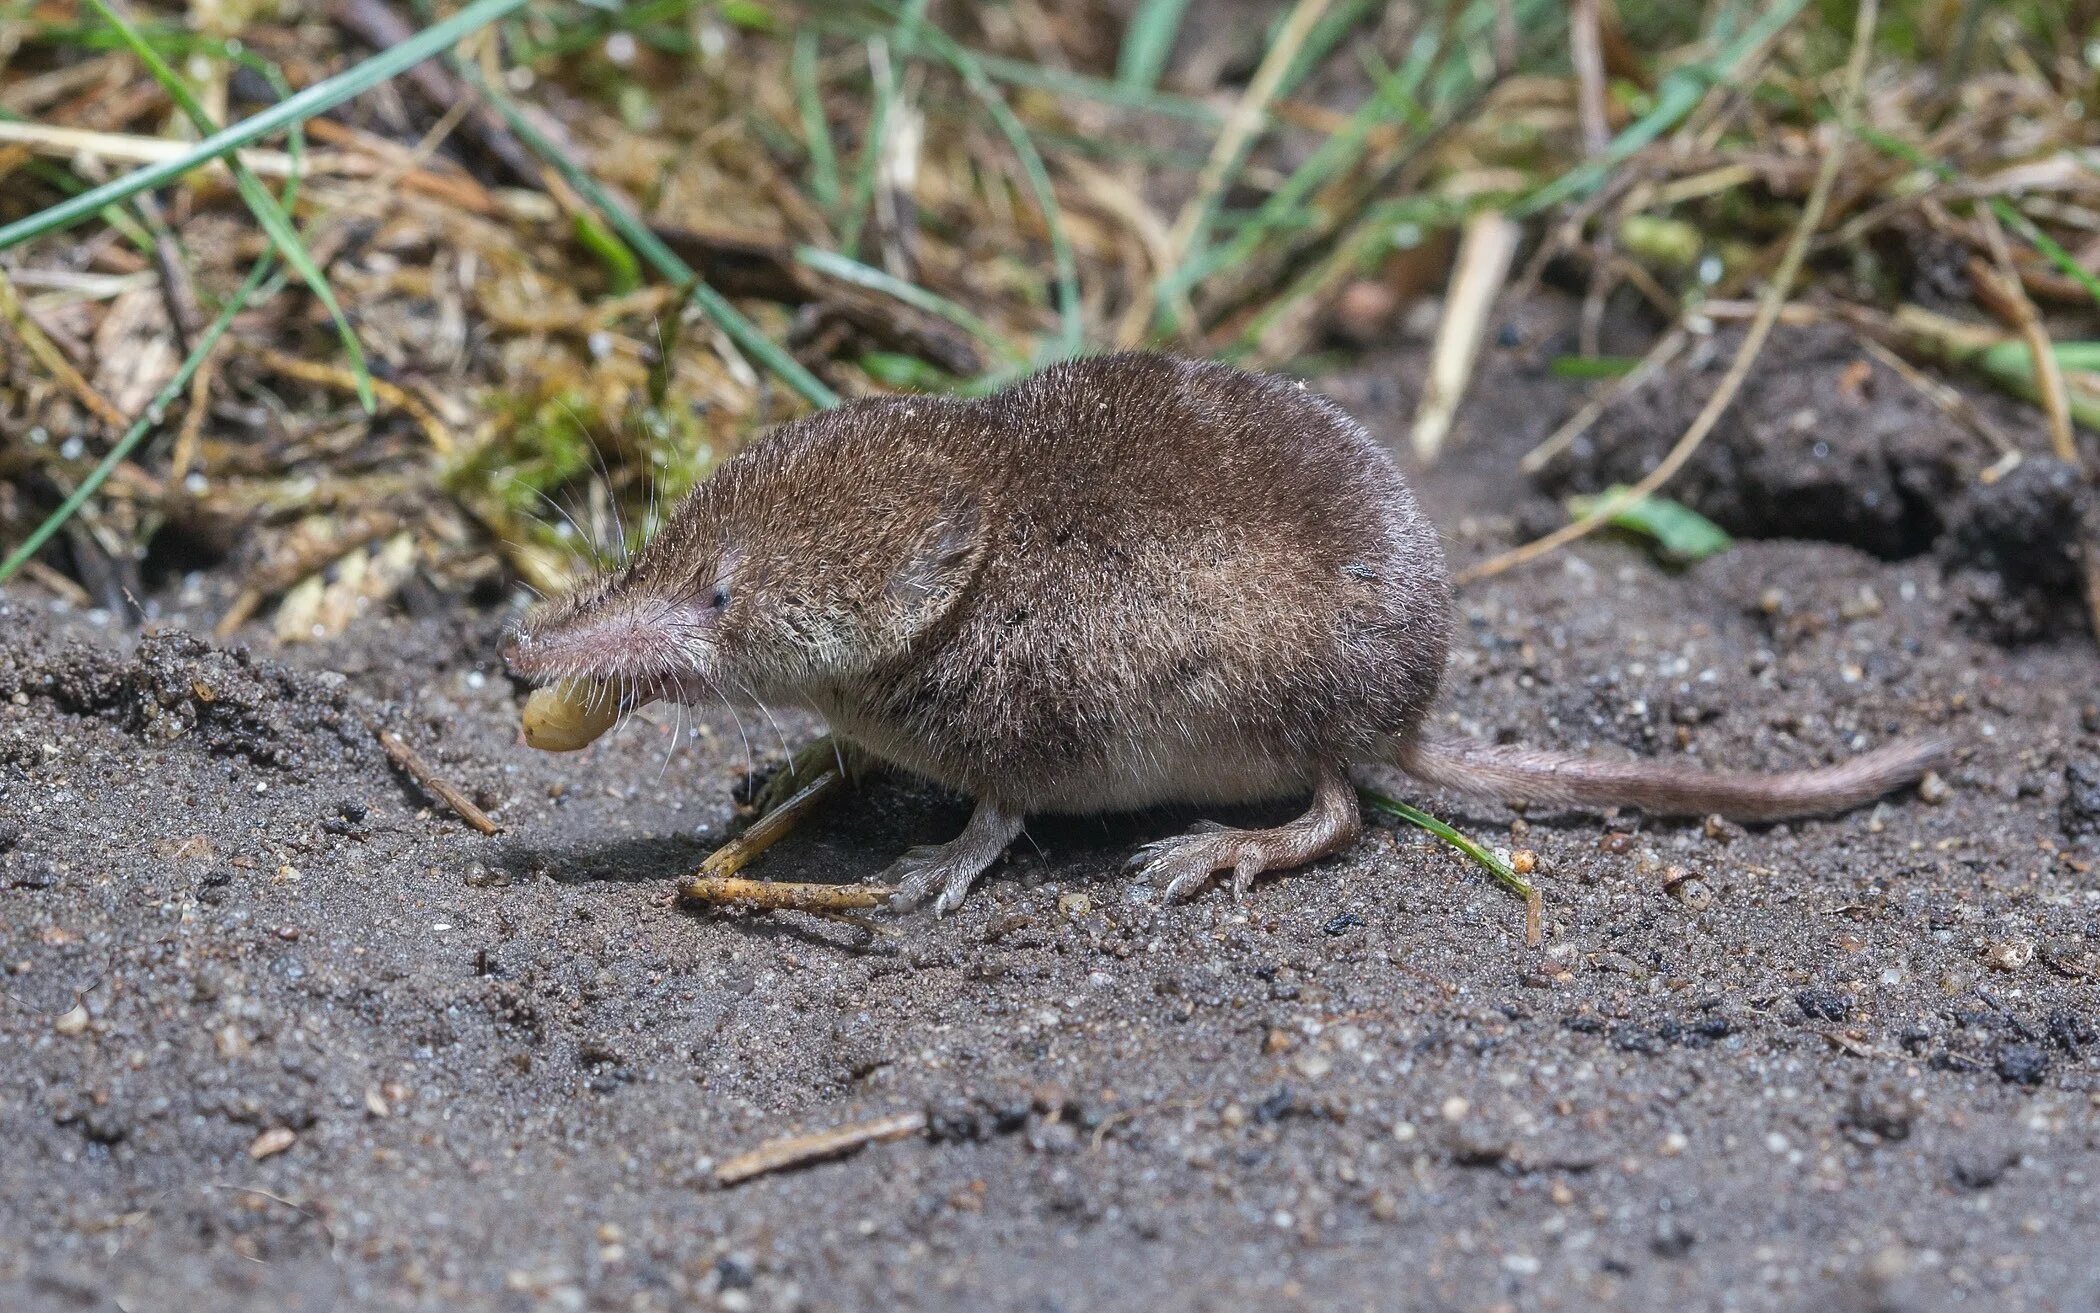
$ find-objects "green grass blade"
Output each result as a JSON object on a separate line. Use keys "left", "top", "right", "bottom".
{"left": 840, "top": 36, "right": 900, "bottom": 258}
{"left": 1165, "top": 15, "right": 1445, "bottom": 300}
{"left": 456, "top": 61, "right": 839, "bottom": 409}
{"left": 890, "top": 19, "right": 1082, "bottom": 357}
{"left": 1513, "top": 0, "right": 1810, "bottom": 219}
{"left": 1116, "top": 0, "right": 1192, "bottom": 90}
{"left": 83, "top": 0, "right": 374, "bottom": 411}
{"left": 0, "top": 0, "right": 534, "bottom": 254}
{"left": 0, "top": 257, "right": 277, "bottom": 587}
{"left": 1565, "top": 486, "right": 1733, "bottom": 563}
{"left": 976, "top": 87, "right": 1083, "bottom": 359}
{"left": 792, "top": 28, "right": 841, "bottom": 213}
{"left": 572, "top": 211, "right": 643, "bottom": 294}
{"left": 1359, "top": 790, "right": 1534, "bottom": 899}
{"left": 794, "top": 246, "right": 1017, "bottom": 363}
{"left": 1979, "top": 340, "right": 2100, "bottom": 374}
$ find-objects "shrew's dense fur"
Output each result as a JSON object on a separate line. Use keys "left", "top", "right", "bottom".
{"left": 505, "top": 353, "right": 1947, "bottom": 914}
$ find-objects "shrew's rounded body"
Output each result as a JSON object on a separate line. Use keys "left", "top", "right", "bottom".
{"left": 808, "top": 353, "right": 1451, "bottom": 814}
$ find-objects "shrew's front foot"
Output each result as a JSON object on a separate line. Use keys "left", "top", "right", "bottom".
{"left": 883, "top": 800, "right": 1025, "bottom": 916}
{"left": 749, "top": 735, "right": 873, "bottom": 817}
{"left": 1130, "top": 765, "right": 1362, "bottom": 901}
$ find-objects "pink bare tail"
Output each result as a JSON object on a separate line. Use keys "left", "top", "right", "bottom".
{"left": 1395, "top": 736, "right": 1951, "bottom": 823}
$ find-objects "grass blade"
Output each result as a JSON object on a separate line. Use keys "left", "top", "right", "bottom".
{"left": 1513, "top": 0, "right": 1811, "bottom": 219}
{"left": 1116, "top": 0, "right": 1192, "bottom": 90}
{"left": 1565, "top": 486, "right": 1734, "bottom": 563}
{"left": 1359, "top": 789, "right": 1534, "bottom": 900}
{"left": 792, "top": 28, "right": 841, "bottom": 213}
{"left": 883, "top": 16, "right": 1082, "bottom": 357}
{"left": 840, "top": 35, "right": 900, "bottom": 258}
{"left": 794, "top": 246, "right": 1017, "bottom": 362}
{"left": 1166, "top": 15, "right": 1444, "bottom": 300}
{"left": 0, "top": 0, "right": 533, "bottom": 255}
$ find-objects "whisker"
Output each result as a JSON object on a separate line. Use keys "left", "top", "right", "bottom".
{"left": 738, "top": 676, "right": 794, "bottom": 766}
{"left": 509, "top": 473, "right": 603, "bottom": 574}
{"left": 657, "top": 684, "right": 685, "bottom": 786}
{"left": 553, "top": 397, "right": 623, "bottom": 564}
{"left": 704, "top": 672, "right": 756, "bottom": 788}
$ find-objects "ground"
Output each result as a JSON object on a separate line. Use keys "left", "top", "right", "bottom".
{"left": 3, "top": 297, "right": 2098, "bottom": 1313}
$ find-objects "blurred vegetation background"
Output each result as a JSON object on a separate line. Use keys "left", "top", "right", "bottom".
{"left": 0, "top": 0, "right": 2094, "bottom": 641}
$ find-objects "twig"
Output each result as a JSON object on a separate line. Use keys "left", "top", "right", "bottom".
{"left": 2085, "top": 543, "right": 2100, "bottom": 654}
{"left": 681, "top": 876, "right": 892, "bottom": 913}
{"left": 1090, "top": 1097, "right": 1203, "bottom": 1151}
{"left": 713, "top": 1110, "right": 927, "bottom": 1186}
{"left": 1461, "top": 0, "right": 1878, "bottom": 585}
{"left": 250, "top": 347, "right": 455, "bottom": 456}
{"left": 0, "top": 119, "right": 341, "bottom": 179}
{"left": 18, "top": 560, "right": 91, "bottom": 607}
{"left": 377, "top": 729, "right": 501, "bottom": 835}
{"left": 0, "top": 262, "right": 129, "bottom": 429}
{"left": 1850, "top": 334, "right": 2017, "bottom": 457}
{"left": 1972, "top": 215, "right": 2075, "bottom": 464}
{"left": 134, "top": 192, "right": 201, "bottom": 353}
{"left": 168, "top": 353, "right": 219, "bottom": 484}
{"left": 687, "top": 768, "right": 844, "bottom": 883}
{"left": 1411, "top": 209, "right": 1520, "bottom": 463}
{"left": 1570, "top": 0, "right": 1609, "bottom": 157}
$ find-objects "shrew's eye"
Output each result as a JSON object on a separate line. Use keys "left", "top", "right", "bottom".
{"left": 709, "top": 585, "right": 731, "bottom": 611}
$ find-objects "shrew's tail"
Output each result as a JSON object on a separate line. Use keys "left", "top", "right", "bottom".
{"left": 1395, "top": 736, "right": 1951, "bottom": 823}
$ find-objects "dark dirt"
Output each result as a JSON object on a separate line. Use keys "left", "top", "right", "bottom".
{"left": 5, "top": 295, "right": 2100, "bottom": 1313}
{"left": 1534, "top": 321, "right": 2100, "bottom": 648}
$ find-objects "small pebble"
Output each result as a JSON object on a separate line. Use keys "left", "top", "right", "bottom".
{"left": 1982, "top": 940, "right": 2034, "bottom": 972}
{"left": 1917, "top": 771, "right": 1950, "bottom": 805}
{"left": 248, "top": 1127, "right": 296, "bottom": 1160}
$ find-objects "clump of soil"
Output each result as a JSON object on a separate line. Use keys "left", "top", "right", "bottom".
{"left": 1937, "top": 456, "right": 2099, "bottom": 643}
{"left": 1537, "top": 323, "right": 1995, "bottom": 561}
{"left": 0, "top": 628, "right": 376, "bottom": 771}
{"left": 1537, "top": 321, "right": 2098, "bottom": 644}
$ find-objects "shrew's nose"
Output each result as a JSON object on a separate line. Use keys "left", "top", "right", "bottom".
{"left": 499, "top": 630, "right": 532, "bottom": 675}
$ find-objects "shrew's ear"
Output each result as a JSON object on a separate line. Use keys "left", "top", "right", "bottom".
{"left": 885, "top": 491, "right": 984, "bottom": 639}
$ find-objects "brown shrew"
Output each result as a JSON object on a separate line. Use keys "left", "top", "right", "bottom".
{"left": 503, "top": 353, "right": 1947, "bottom": 914}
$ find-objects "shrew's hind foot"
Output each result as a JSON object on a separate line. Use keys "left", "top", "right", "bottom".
{"left": 1130, "top": 765, "right": 1361, "bottom": 902}
{"left": 883, "top": 800, "right": 1025, "bottom": 917}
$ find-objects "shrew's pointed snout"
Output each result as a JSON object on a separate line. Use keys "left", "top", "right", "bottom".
{"left": 499, "top": 590, "right": 710, "bottom": 693}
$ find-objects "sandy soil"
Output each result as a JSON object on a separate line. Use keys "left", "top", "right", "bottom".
{"left": 4, "top": 296, "right": 2098, "bottom": 1313}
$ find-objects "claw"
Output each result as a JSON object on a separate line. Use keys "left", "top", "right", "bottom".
{"left": 874, "top": 803, "right": 1023, "bottom": 917}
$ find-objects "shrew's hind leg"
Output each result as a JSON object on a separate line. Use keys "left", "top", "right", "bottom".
{"left": 884, "top": 800, "right": 1026, "bottom": 916}
{"left": 1130, "top": 764, "right": 1362, "bottom": 902}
